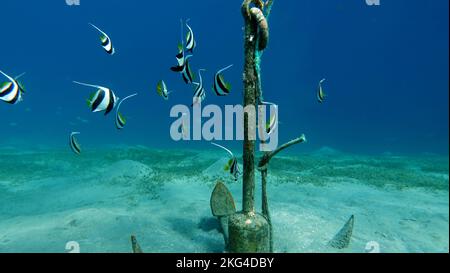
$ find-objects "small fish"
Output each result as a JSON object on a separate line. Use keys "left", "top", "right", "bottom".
{"left": 171, "top": 22, "right": 188, "bottom": 69}
{"left": 73, "top": 81, "right": 119, "bottom": 115}
{"left": 90, "top": 23, "right": 115, "bottom": 55}
{"left": 265, "top": 113, "right": 277, "bottom": 134}
{"left": 170, "top": 20, "right": 195, "bottom": 84}
{"left": 171, "top": 43, "right": 189, "bottom": 70}
{"left": 176, "top": 43, "right": 185, "bottom": 66}
{"left": 185, "top": 19, "right": 197, "bottom": 53}
{"left": 261, "top": 101, "right": 278, "bottom": 134}
{"left": 156, "top": 80, "right": 172, "bottom": 100}
{"left": 69, "top": 132, "right": 82, "bottom": 155}
{"left": 182, "top": 58, "right": 195, "bottom": 84}
{"left": 115, "top": 93, "right": 138, "bottom": 130}
{"left": 15, "top": 73, "right": 27, "bottom": 93}
{"left": 317, "top": 78, "right": 327, "bottom": 103}
{"left": 260, "top": 114, "right": 277, "bottom": 144}
{"left": 213, "top": 65, "right": 233, "bottom": 96}
{"left": 259, "top": 101, "right": 278, "bottom": 143}
{"left": 0, "top": 70, "right": 26, "bottom": 105}
{"left": 224, "top": 158, "right": 241, "bottom": 181}
{"left": 211, "top": 143, "right": 241, "bottom": 181}
{"left": 170, "top": 48, "right": 194, "bottom": 84}
{"left": 192, "top": 69, "right": 206, "bottom": 106}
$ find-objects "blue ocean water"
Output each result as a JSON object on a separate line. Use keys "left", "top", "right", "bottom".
{"left": 0, "top": 0, "right": 448, "bottom": 155}
{"left": 0, "top": 0, "right": 448, "bottom": 254}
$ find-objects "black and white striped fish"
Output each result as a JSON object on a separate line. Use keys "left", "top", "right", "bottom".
{"left": 170, "top": 41, "right": 188, "bottom": 70}
{"left": 317, "top": 78, "right": 327, "bottom": 103}
{"left": 171, "top": 21, "right": 188, "bottom": 70}
{"left": 259, "top": 101, "right": 278, "bottom": 144}
{"left": 262, "top": 101, "right": 278, "bottom": 135}
{"left": 73, "top": 81, "right": 118, "bottom": 115}
{"left": 69, "top": 132, "right": 82, "bottom": 155}
{"left": 213, "top": 64, "right": 233, "bottom": 96}
{"left": 192, "top": 69, "right": 206, "bottom": 106}
{"left": 90, "top": 23, "right": 115, "bottom": 55}
{"left": 175, "top": 44, "right": 185, "bottom": 66}
{"left": 156, "top": 80, "right": 172, "bottom": 100}
{"left": 171, "top": 53, "right": 194, "bottom": 84}
{"left": 181, "top": 58, "right": 195, "bottom": 84}
{"left": 185, "top": 20, "right": 196, "bottom": 53}
{"left": 170, "top": 20, "right": 195, "bottom": 84}
{"left": 226, "top": 158, "right": 241, "bottom": 181}
{"left": 115, "top": 93, "right": 138, "bottom": 130}
{"left": 266, "top": 113, "right": 277, "bottom": 135}
{"left": 211, "top": 143, "right": 241, "bottom": 181}
{"left": 0, "top": 70, "right": 26, "bottom": 105}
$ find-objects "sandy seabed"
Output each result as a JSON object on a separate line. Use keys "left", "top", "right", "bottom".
{"left": 0, "top": 146, "right": 448, "bottom": 253}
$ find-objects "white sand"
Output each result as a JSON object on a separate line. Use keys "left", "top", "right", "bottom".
{"left": 0, "top": 157, "right": 448, "bottom": 253}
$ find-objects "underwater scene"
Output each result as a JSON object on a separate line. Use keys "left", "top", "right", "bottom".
{"left": 0, "top": 0, "right": 448, "bottom": 254}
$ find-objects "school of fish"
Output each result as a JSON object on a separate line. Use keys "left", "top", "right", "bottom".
{"left": 0, "top": 19, "right": 327, "bottom": 182}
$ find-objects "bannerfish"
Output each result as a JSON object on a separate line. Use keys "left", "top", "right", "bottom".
{"left": 213, "top": 65, "right": 233, "bottom": 96}
{"left": 90, "top": 23, "right": 115, "bottom": 55}
{"left": 176, "top": 43, "right": 186, "bottom": 66}
{"left": 15, "top": 72, "right": 27, "bottom": 93}
{"left": 156, "top": 80, "right": 172, "bottom": 100}
{"left": 266, "top": 113, "right": 277, "bottom": 134}
{"left": 0, "top": 70, "right": 26, "bottom": 105}
{"left": 171, "top": 55, "right": 195, "bottom": 84}
{"left": 185, "top": 19, "right": 197, "bottom": 53}
{"left": 261, "top": 101, "right": 278, "bottom": 134}
{"left": 317, "top": 78, "right": 327, "bottom": 103}
{"left": 211, "top": 142, "right": 241, "bottom": 181}
{"left": 115, "top": 93, "right": 138, "bottom": 130}
{"left": 192, "top": 69, "right": 206, "bottom": 106}
{"left": 170, "top": 23, "right": 188, "bottom": 69}
{"left": 171, "top": 43, "right": 190, "bottom": 69}
{"left": 170, "top": 20, "right": 195, "bottom": 84}
{"left": 73, "top": 81, "right": 118, "bottom": 116}
{"left": 259, "top": 101, "right": 278, "bottom": 143}
{"left": 181, "top": 58, "right": 195, "bottom": 84}
{"left": 259, "top": 101, "right": 280, "bottom": 143}
{"left": 69, "top": 132, "right": 82, "bottom": 155}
